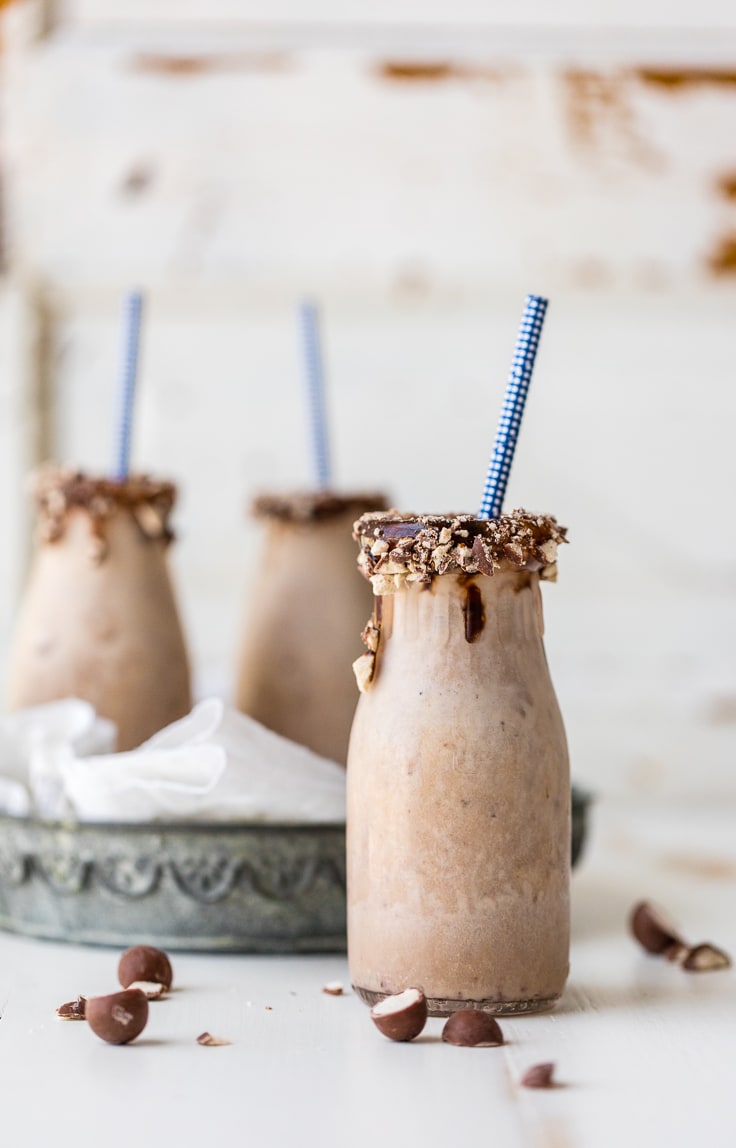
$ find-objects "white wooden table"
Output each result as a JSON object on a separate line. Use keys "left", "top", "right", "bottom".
{"left": 0, "top": 796, "right": 734, "bottom": 1148}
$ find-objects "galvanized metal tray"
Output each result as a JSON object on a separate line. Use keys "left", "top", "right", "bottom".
{"left": 0, "top": 817, "right": 347, "bottom": 952}
{"left": 0, "top": 789, "right": 590, "bottom": 953}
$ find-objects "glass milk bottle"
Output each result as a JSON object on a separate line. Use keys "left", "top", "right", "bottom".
{"left": 347, "top": 510, "right": 570, "bottom": 1015}
{"left": 235, "top": 491, "right": 386, "bottom": 765}
{"left": 6, "top": 468, "right": 192, "bottom": 751}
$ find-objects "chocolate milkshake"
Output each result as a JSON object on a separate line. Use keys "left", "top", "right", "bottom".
{"left": 6, "top": 468, "right": 192, "bottom": 750}
{"left": 235, "top": 491, "right": 386, "bottom": 765}
{"left": 347, "top": 510, "right": 570, "bottom": 1016}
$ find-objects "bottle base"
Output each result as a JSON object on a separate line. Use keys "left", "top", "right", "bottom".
{"left": 354, "top": 985, "right": 561, "bottom": 1018}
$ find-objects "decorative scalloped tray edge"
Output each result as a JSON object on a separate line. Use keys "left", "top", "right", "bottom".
{"left": 0, "top": 789, "right": 590, "bottom": 953}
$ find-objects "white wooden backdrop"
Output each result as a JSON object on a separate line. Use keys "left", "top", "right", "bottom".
{"left": 1, "top": 0, "right": 735, "bottom": 801}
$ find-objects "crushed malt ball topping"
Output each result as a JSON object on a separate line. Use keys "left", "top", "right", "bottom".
{"left": 32, "top": 466, "right": 177, "bottom": 557}
{"left": 352, "top": 652, "right": 376, "bottom": 693}
{"left": 354, "top": 509, "right": 567, "bottom": 590}
{"left": 251, "top": 490, "right": 387, "bottom": 524}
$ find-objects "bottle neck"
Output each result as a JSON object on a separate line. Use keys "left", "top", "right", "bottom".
{"left": 37, "top": 505, "right": 171, "bottom": 566}
{"left": 376, "top": 570, "right": 543, "bottom": 649}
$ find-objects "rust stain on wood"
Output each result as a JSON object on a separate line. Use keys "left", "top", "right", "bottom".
{"left": 534, "top": 1116, "right": 574, "bottom": 1148}
{"left": 131, "top": 53, "right": 292, "bottom": 77}
{"left": 636, "top": 68, "right": 736, "bottom": 92}
{"left": 560, "top": 70, "right": 663, "bottom": 169}
{"left": 706, "top": 693, "right": 736, "bottom": 722}
{"left": 119, "top": 164, "right": 155, "bottom": 198}
{"left": 376, "top": 61, "right": 507, "bottom": 84}
{"left": 715, "top": 173, "right": 736, "bottom": 201}
{"left": 628, "top": 755, "right": 665, "bottom": 793}
{"left": 663, "top": 854, "right": 736, "bottom": 881}
{"left": 0, "top": 0, "right": 20, "bottom": 54}
{"left": 571, "top": 259, "right": 612, "bottom": 289}
{"left": 393, "top": 261, "right": 432, "bottom": 295}
{"left": 562, "top": 70, "right": 629, "bottom": 148}
{"left": 706, "top": 233, "right": 736, "bottom": 276}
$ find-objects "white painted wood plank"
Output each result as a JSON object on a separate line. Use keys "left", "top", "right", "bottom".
{"left": 13, "top": 22, "right": 736, "bottom": 75}
{"left": 6, "top": 45, "right": 736, "bottom": 290}
{"left": 56, "top": 0, "right": 736, "bottom": 33}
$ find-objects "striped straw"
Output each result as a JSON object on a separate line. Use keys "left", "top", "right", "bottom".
{"left": 478, "top": 294, "right": 548, "bottom": 519}
{"left": 299, "top": 300, "right": 332, "bottom": 490}
{"left": 112, "top": 291, "right": 144, "bottom": 482}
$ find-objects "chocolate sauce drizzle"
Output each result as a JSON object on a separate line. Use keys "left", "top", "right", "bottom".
{"left": 463, "top": 584, "right": 485, "bottom": 643}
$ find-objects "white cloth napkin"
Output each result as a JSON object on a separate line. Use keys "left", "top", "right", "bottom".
{"left": 0, "top": 699, "right": 116, "bottom": 818}
{"left": 58, "top": 699, "right": 346, "bottom": 824}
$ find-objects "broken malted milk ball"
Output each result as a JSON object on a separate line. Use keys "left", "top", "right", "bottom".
{"left": 441, "top": 1009, "right": 504, "bottom": 1048}
{"left": 370, "top": 988, "right": 428, "bottom": 1042}
{"left": 118, "top": 944, "right": 173, "bottom": 993}
{"left": 352, "top": 652, "right": 375, "bottom": 693}
{"left": 56, "top": 995, "right": 87, "bottom": 1020}
{"left": 86, "top": 989, "right": 149, "bottom": 1045}
{"left": 630, "top": 901, "right": 732, "bottom": 972}
{"left": 520, "top": 1062, "right": 556, "bottom": 1089}
{"left": 629, "top": 901, "right": 685, "bottom": 957}
{"left": 681, "top": 943, "right": 732, "bottom": 973}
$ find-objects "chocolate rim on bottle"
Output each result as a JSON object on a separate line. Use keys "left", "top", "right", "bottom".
{"left": 251, "top": 491, "right": 387, "bottom": 524}
{"left": 32, "top": 465, "right": 177, "bottom": 553}
{"left": 354, "top": 509, "right": 567, "bottom": 591}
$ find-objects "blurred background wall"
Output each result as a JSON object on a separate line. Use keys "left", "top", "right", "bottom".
{"left": 0, "top": 0, "right": 734, "bottom": 800}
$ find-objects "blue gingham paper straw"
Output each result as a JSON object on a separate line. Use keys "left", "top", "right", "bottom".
{"left": 478, "top": 294, "right": 548, "bottom": 519}
{"left": 112, "top": 291, "right": 144, "bottom": 482}
{"left": 299, "top": 300, "right": 332, "bottom": 490}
